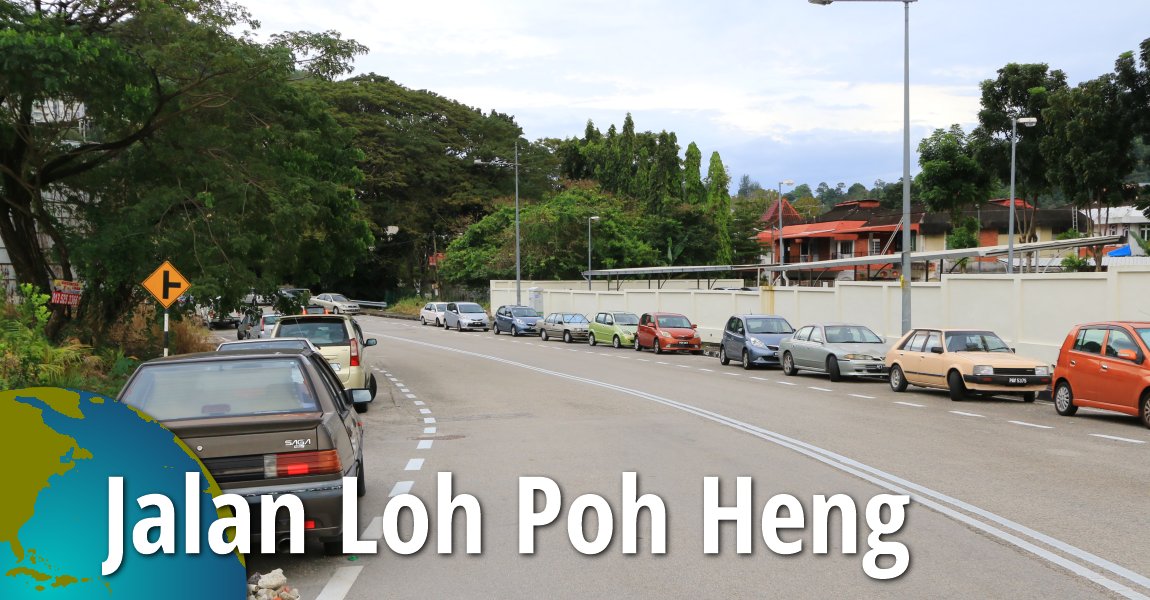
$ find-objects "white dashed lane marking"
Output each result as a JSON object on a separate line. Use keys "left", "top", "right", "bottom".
{"left": 750, "top": 376, "right": 769, "bottom": 381}
{"left": 895, "top": 401, "right": 925, "bottom": 407}
{"left": 419, "top": 408, "right": 431, "bottom": 414}
{"left": 950, "top": 411, "right": 986, "bottom": 418}
{"left": 777, "top": 381, "right": 796, "bottom": 386}
{"left": 424, "top": 417, "right": 436, "bottom": 424}
{"left": 417, "top": 440, "right": 434, "bottom": 450}
{"left": 809, "top": 386, "right": 832, "bottom": 392}
{"left": 405, "top": 458, "right": 424, "bottom": 471}
{"left": 424, "top": 427, "right": 437, "bottom": 434}
{"left": 850, "top": 394, "right": 875, "bottom": 399}
{"left": 1010, "top": 420, "right": 1053, "bottom": 430}
{"left": 413, "top": 400, "right": 425, "bottom": 406}
{"left": 389, "top": 481, "right": 414, "bottom": 497}
{"left": 1090, "top": 434, "right": 1146, "bottom": 445}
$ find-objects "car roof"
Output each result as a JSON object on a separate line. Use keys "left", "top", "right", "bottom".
{"left": 277, "top": 314, "right": 354, "bottom": 323}
{"left": 650, "top": 312, "right": 688, "bottom": 317}
{"left": 734, "top": 314, "right": 788, "bottom": 319}
{"left": 1072, "top": 321, "right": 1150, "bottom": 328}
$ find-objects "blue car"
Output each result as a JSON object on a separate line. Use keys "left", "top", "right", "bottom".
{"left": 719, "top": 314, "right": 796, "bottom": 370}
{"left": 493, "top": 305, "right": 543, "bottom": 336}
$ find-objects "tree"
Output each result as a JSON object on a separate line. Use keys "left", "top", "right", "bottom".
{"left": 0, "top": 0, "right": 368, "bottom": 337}
{"left": 684, "top": 143, "right": 707, "bottom": 205}
{"left": 915, "top": 125, "right": 994, "bottom": 219}
{"left": 786, "top": 183, "right": 813, "bottom": 202}
{"left": 1115, "top": 37, "right": 1150, "bottom": 219}
{"left": 705, "top": 152, "right": 732, "bottom": 264}
{"left": 793, "top": 197, "right": 824, "bottom": 220}
{"left": 815, "top": 182, "right": 846, "bottom": 208}
{"left": 736, "top": 174, "right": 763, "bottom": 199}
{"left": 845, "top": 183, "right": 869, "bottom": 200}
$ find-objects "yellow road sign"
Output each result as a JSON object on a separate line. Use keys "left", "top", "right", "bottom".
{"left": 142, "top": 261, "right": 190, "bottom": 308}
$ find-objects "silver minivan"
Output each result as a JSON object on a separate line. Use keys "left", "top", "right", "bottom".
{"left": 444, "top": 302, "right": 490, "bottom": 332}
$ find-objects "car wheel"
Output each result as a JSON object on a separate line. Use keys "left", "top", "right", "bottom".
{"left": 457, "top": 322, "right": 463, "bottom": 332}
{"left": 889, "top": 364, "right": 907, "bottom": 392}
{"left": 435, "top": 318, "right": 441, "bottom": 327}
{"left": 357, "top": 457, "right": 366, "bottom": 498}
{"left": 719, "top": 345, "right": 730, "bottom": 365}
{"left": 333, "top": 307, "right": 340, "bottom": 314}
{"left": 654, "top": 339, "right": 663, "bottom": 354}
{"left": 634, "top": 336, "right": 642, "bottom": 351}
{"left": 493, "top": 324, "right": 499, "bottom": 335}
{"left": 541, "top": 330, "right": 548, "bottom": 342}
{"left": 512, "top": 326, "right": 520, "bottom": 337}
{"left": 1053, "top": 381, "right": 1077, "bottom": 416}
{"left": 564, "top": 331, "right": 572, "bottom": 343}
{"left": 742, "top": 350, "right": 753, "bottom": 370}
{"left": 588, "top": 333, "right": 597, "bottom": 346}
{"left": 323, "top": 539, "right": 343, "bottom": 556}
{"left": 368, "top": 373, "right": 378, "bottom": 401}
{"left": 782, "top": 352, "right": 797, "bottom": 376}
{"left": 1021, "top": 391, "right": 1036, "bottom": 403}
{"left": 947, "top": 370, "right": 967, "bottom": 401}
{"left": 483, "top": 328, "right": 489, "bottom": 332}
{"left": 826, "top": 356, "right": 842, "bottom": 382}
{"left": 420, "top": 317, "right": 426, "bottom": 326}
{"left": 613, "top": 335, "right": 621, "bottom": 349}
{"left": 1140, "top": 391, "right": 1150, "bottom": 429}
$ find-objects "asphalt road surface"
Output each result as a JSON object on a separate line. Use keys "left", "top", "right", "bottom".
{"left": 242, "top": 315, "right": 1150, "bottom": 599}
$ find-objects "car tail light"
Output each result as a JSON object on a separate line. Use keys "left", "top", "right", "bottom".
{"left": 350, "top": 337, "right": 360, "bottom": 367}
{"left": 264, "top": 450, "right": 342, "bottom": 478}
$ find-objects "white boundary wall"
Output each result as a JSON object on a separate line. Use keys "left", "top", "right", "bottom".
{"left": 490, "top": 268, "right": 1150, "bottom": 363}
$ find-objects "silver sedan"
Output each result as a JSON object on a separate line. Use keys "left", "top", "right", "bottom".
{"left": 779, "top": 323, "right": 891, "bottom": 381}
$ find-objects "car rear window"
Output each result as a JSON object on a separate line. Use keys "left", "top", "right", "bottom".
{"left": 120, "top": 358, "right": 319, "bottom": 420}
{"left": 218, "top": 340, "right": 309, "bottom": 352}
{"left": 276, "top": 319, "right": 350, "bottom": 346}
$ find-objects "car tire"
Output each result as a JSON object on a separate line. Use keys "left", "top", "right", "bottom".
{"left": 541, "top": 330, "right": 549, "bottom": 342}
{"left": 1053, "top": 381, "right": 1077, "bottom": 416}
{"left": 742, "top": 350, "right": 753, "bottom": 370}
{"left": 782, "top": 352, "right": 797, "bottom": 376}
{"left": 613, "top": 336, "right": 621, "bottom": 349}
{"left": 889, "top": 364, "right": 907, "bottom": 392}
{"left": 634, "top": 336, "right": 642, "bottom": 351}
{"left": 947, "top": 370, "right": 966, "bottom": 401}
{"left": 483, "top": 328, "right": 489, "bottom": 332}
{"left": 420, "top": 317, "right": 426, "bottom": 326}
{"left": 1021, "top": 391, "right": 1036, "bottom": 403}
{"left": 654, "top": 340, "right": 663, "bottom": 354}
{"left": 493, "top": 324, "right": 499, "bottom": 335}
{"left": 457, "top": 321, "right": 463, "bottom": 332}
{"left": 512, "top": 326, "right": 520, "bottom": 337}
{"left": 333, "top": 307, "right": 340, "bottom": 314}
{"left": 368, "top": 373, "right": 378, "bottom": 401}
{"left": 323, "top": 539, "right": 343, "bottom": 556}
{"left": 588, "top": 333, "right": 597, "bottom": 346}
{"left": 719, "top": 345, "right": 730, "bottom": 365}
{"left": 827, "top": 356, "right": 842, "bottom": 382}
{"left": 435, "top": 318, "right": 441, "bottom": 327}
{"left": 1140, "top": 391, "right": 1150, "bottom": 429}
{"left": 357, "top": 458, "right": 366, "bottom": 498}
{"left": 564, "top": 331, "right": 572, "bottom": 343}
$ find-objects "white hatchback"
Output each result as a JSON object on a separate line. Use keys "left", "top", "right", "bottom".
{"left": 420, "top": 302, "right": 449, "bottom": 327}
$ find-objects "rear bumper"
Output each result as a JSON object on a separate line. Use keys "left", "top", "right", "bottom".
{"left": 228, "top": 478, "right": 347, "bottom": 544}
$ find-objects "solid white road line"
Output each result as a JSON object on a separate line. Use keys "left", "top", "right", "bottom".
{"left": 895, "top": 401, "right": 925, "bottom": 407}
{"left": 389, "top": 481, "right": 413, "bottom": 497}
{"left": 371, "top": 332, "right": 1150, "bottom": 598}
{"left": 417, "top": 440, "right": 433, "bottom": 450}
{"left": 1090, "top": 434, "right": 1147, "bottom": 445}
{"left": 405, "top": 458, "right": 424, "bottom": 471}
{"left": 849, "top": 394, "right": 875, "bottom": 399}
{"left": 1010, "top": 420, "right": 1054, "bottom": 430}
{"left": 950, "top": 411, "right": 986, "bottom": 418}
{"left": 314, "top": 566, "right": 364, "bottom": 600}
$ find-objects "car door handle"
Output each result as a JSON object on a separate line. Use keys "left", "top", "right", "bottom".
{"left": 1100, "top": 364, "right": 1109, "bottom": 371}
{"left": 1069, "top": 360, "right": 1076, "bottom": 367}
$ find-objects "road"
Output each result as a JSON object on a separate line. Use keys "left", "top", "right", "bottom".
{"left": 242, "top": 315, "right": 1150, "bottom": 599}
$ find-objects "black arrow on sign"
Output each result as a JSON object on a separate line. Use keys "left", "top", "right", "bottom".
{"left": 162, "top": 270, "right": 183, "bottom": 300}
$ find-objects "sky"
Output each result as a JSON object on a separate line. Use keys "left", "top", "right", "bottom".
{"left": 238, "top": 0, "right": 1150, "bottom": 194}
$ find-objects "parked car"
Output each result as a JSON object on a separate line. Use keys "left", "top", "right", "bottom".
{"left": 493, "top": 305, "right": 542, "bottom": 336}
{"left": 779, "top": 323, "right": 889, "bottom": 380}
{"left": 310, "top": 293, "right": 361, "bottom": 315}
{"left": 272, "top": 314, "right": 378, "bottom": 407}
{"left": 540, "top": 312, "right": 591, "bottom": 343}
{"left": 635, "top": 312, "right": 702, "bottom": 354}
{"left": 302, "top": 305, "right": 329, "bottom": 315}
{"left": 718, "top": 314, "right": 795, "bottom": 370}
{"left": 588, "top": 311, "right": 640, "bottom": 348}
{"left": 885, "top": 328, "right": 1052, "bottom": 401}
{"left": 420, "top": 302, "right": 449, "bottom": 327}
{"left": 1053, "top": 321, "right": 1150, "bottom": 428}
{"left": 197, "top": 297, "right": 243, "bottom": 330}
{"left": 216, "top": 337, "right": 321, "bottom": 352}
{"left": 444, "top": 302, "right": 490, "bottom": 331}
{"left": 117, "top": 348, "right": 371, "bottom": 554}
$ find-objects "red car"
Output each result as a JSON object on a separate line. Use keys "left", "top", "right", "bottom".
{"left": 1053, "top": 321, "right": 1150, "bottom": 428}
{"left": 635, "top": 312, "right": 702, "bottom": 354}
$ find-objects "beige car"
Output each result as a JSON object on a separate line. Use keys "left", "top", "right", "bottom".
{"left": 272, "top": 314, "right": 378, "bottom": 408}
{"left": 885, "top": 328, "right": 1052, "bottom": 402}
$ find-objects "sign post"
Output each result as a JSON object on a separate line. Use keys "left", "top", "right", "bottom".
{"left": 142, "top": 261, "right": 190, "bottom": 357}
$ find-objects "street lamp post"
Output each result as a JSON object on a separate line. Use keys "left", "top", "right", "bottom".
{"left": 474, "top": 141, "right": 522, "bottom": 304}
{"left": 777, "top": 179, "right": 794, "bottom": 278}
{"left": 809, "top": 0, "right": 916, "bottom": 334}
{"left": 587, "top": 216, "right": 600, "bottom": 290}
{"left": 1008, "top": 116, "right": 1037, "bottom": 275}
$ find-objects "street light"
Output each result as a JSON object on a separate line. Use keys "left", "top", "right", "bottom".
{"left": 474, "top": 141, "right": 522, "bottom": 304}
{"left": 777, "top": 179, "right": 794, "bottom": 276}
{"left": 809, "top": 0, "right": 917, "bottom": 334}
{"left": 1008, "top": 116, "right": 1037, "bottom": 275}
{"left": 587, "top": 216, "right": 600, "bottom": 290}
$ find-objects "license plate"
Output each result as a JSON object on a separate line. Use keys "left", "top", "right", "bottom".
{"left": 329, "top": 362, "right": 342, "bottom": 372}
{"left": 677, "top": 342, "right": 690, "bottom": 346}
{"left": 1007, "top": 377, "right": 1026, "bottom": 385}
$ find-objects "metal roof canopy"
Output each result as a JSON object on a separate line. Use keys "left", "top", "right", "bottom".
{"left": 581, "top": 235, "right": 1124, "bottom": 280}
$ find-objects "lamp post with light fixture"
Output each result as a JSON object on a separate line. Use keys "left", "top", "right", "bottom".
{"left": 777, "top": 179, "right": 794, "bottom": 274}
{"left": 808, "top": 0, "right": 916, "bottom": 333}
{"left": 474, "top": 141, "right": 522, "bottom": 304}
{"left": 587, "top": 216, "right": 600, "bottom": 290}
{"left": 1008, "top": 116, "right": 1037, "bottom": 274}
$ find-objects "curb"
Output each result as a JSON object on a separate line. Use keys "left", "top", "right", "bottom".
{"left": 363, "top": 310, "right": 419, "bottom": 321}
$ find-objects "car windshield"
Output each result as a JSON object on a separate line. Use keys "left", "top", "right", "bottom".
{"left": 434, "top": 303, "right": 448, "bottom": 311}
{"left": 120, "top": 358, "right": 319, "bottom": 420}
{"left": 218, "top": 339, "right": 309, "bottom": 351}
{"left": 746, "top": 318, "right": 793, "bottom": 334}
{"left": 613, "top": 313, "right": 640, "bottom": 325}
{"left": 458, "top": 303, "right": 485, "bottom": 313}
{"left": 657, "top": 315, "right": 692, "bottom": 329}
{"left": 262, "top": 315, "right": 280, "bottom": 325}
{"left": 276, "top": 320, "right": 350, "bottom": 346}
{"left": 562, "top": 314, "right": 588, "bottom": 323}
{"left": 825, "top": 325, "right": 883, "bottom": 344}
{"left": 512, "top": 308, "right": 539, "bottom": 317}
{"left": 330, "top": 294, "right": 350, "bottom": 302}
{"left": 945, "top": 331, "right": 1011, "bottom": 353}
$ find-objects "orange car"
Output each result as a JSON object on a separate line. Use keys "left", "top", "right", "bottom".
{"left": 635, "top": 312, "right": 702, "bottom": 354}
{"left": 1053, "top": 322, "right": 1150, "bottom": 428}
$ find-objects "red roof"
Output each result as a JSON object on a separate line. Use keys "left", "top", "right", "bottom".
{"left": 762, "top": 198, "right": 803, "bottom": 226}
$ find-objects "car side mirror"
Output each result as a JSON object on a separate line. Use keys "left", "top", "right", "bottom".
{"left": 557, "top": 319, "right": 564, "bottom": 325}
{"left": 1116, "top": 348, "right": 1138, "bottom": 361}
{"left": 930, "top": 346, "right": 943, "bottom": 354}
{"left": 365, "top": 338, "right": 377, "bottom": 347}
{"left": 345, "top": 388, "right": 373, "bottom": 406}
{"left": 691, "top": 323, "right": 698, "bottom": 329}
{"left": 1010, "top": 347, "right": 1016, "bottom": 353}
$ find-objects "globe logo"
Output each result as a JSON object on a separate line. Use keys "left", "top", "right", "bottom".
{"left": 1, "top": 387, "right": 246, "bottom": 598}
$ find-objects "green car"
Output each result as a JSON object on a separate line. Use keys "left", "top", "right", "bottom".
{"left": 588, "top": 311, "right": 641, "bottom": 348}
